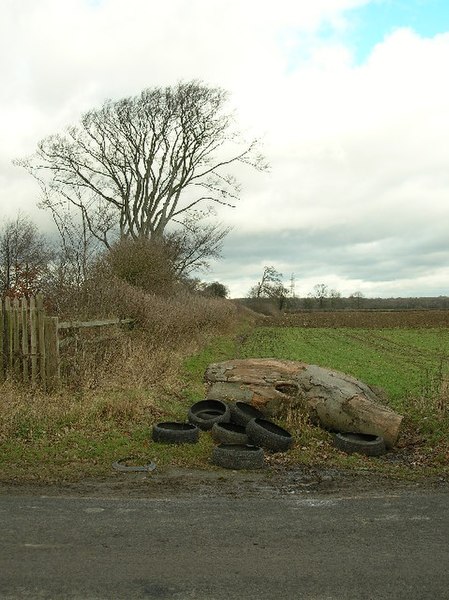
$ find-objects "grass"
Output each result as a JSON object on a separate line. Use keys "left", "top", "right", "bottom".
{"left": 186, "top": 326, "right": 449, "bottom": 401}
{"left": 0, "top": 379, "right": 215, "bottom": 483}
{"left": 184, "top": 325, "right": 449, "bottom": 477}
{"left": 1, "top": 318, "right": 449, "bottom": 483}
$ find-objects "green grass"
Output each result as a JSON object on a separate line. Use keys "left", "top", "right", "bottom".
{"left": 1, "top": 324, "right": 449, "bottom": 483}
{"left": 184, "top": 325, "right": 449, "bottom": 477}
{"left": 186, "top": 326, "right": 449, "bottom": 403}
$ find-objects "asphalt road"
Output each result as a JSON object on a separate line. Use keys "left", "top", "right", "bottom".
{"left": 1, "top": 482, "right": 448, "bottom": 600}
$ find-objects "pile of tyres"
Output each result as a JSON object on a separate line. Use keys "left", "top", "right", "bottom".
{"left": 152, "top": 399, "right": 294, "bottom": 470}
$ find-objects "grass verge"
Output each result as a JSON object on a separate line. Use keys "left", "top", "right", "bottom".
{"left": 1, "top": 321, "right": 448, "bottom": 483}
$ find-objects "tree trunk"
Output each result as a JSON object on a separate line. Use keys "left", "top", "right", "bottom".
{"left": 204, "top": 359, "right": 403, "bottom": 448}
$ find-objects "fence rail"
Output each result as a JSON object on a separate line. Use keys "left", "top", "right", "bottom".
{"left": 0, "top": 294, "right": 131, "bottom": 390}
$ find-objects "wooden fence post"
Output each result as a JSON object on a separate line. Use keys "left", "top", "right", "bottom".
{"left": 29, "top": 296, "right": 38, "bottom": 386}
{"left": 13, "top": 298, "right": 20, "bottom": 379}
{"left": 0, "top": 299, "right": 3, "bottom": 381}
{"left": 45, "top": 316, "right": 60, "bottom": 390}
{"left": 36, "top": 293, "right": 46, "bottom": 388}
{"left": 21, "top": 297, "right": 29, "bottom": 384}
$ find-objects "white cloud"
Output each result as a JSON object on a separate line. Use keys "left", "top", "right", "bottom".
{"left": 1, "top": 0, "right": 449, "bottom": 297}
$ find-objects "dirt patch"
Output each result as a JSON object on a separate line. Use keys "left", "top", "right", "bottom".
{"left": 1, "top": 465, "right": 448, "bottom": 500}
{"left": 269, "top": 310, "right": 449, "bottom": 328}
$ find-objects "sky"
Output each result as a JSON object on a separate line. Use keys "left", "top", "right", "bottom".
{"left": 1, "top": 0, "right": 449, "bottom": 298}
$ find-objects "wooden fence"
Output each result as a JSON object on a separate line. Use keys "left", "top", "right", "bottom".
{"left": 0, "top": 294, "right": 59, "bottom": 390}
{"left": 0, "top": 293, "right": 132, "bottom": 390}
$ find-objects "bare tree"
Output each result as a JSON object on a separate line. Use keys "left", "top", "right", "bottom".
{"left": 0, "top": 213, "right": 53, "bottom": 297}
{"left": 329, "top": 288, "right": 342, "bottom": 309}
{"left": 350, "top": 291, "right": 365, "bottom": 309}
{"left": 45, "top": 198, "right": 102, "bottom": 287}
{"left": 167, "top": 211, "right": 231, "bottom": 277}
{"left": 248, "top": 266, "right": 288, "bottom": 309}
{"left": 309, "top": 283, "right": 329, "bottom": 308}
{"left": 17, "top": 81, "right": 267, "bottom": 248}
{"left": 249, "top": 266, "right": 282, "bottom": 299}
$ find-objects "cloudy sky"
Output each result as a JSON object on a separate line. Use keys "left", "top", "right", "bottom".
{"left": 2, "top": 0, "right": 449, "bottom": 298}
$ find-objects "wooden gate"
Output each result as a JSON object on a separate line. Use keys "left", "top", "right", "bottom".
{"left": 0, "top": 293, "right": 59, "bottom": 389}
{"left": 0, "top": 293, "right": 133, "bottom": 390}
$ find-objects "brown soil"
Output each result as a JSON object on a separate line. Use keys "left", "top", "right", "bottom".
{"left": 1, "top": 465, "right": 448, "bottom": 500}
{"left": 268, "top": 310, "right": 449, "bottom": 328}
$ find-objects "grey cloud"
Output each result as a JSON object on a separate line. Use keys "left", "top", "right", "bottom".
{"left": 209, "top": 222, "right": 449, "bottom": 295}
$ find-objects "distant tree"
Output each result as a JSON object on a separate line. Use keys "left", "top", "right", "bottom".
{"left": 18, "top": 81, "right": 267, "bottom": 248}
{"left": 249, "top": 266, "right": 282, "bottom": 298}
{"left": 0, "top": 214, "right": 53, "bottom": 298}
{"left": 350, "top": 291, "right": 365, "bottom": 309}
{"left": 248, "top": 266, "right": 288, "bottom": 310}
{"left": 202, "top": 281, "right": 229, "bottom": 298}
{"left": 329, "top": 288, "right": 342, "bottom": 308}
{"left": 309, "top": 283, "right": 329, "bottom": 308}
{"left": 303, "top": 296, "right": 314, "bottom": 309}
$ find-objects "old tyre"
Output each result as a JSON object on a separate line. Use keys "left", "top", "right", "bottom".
{"left": 333, "top": 432, "right": 386, "bottom": 456}
{"left": 229, "top": 401, "right": 265, "bottom": 427}
{"left": 112, "top": 457, "right": 156, "bottom": 472}
{"left": 211, "top": 422, "right": 249, "bottom": 445}
{"left": 212, "top": 444, "right": 264, "bottom": 470}
{"left": 246, "top": 418, "right": 293, "bottom": 452}
{"left": 188, "top": 399, "right": 230, "bottom": 430}
{"left": 152, "top": 422, "right": 199, "bottom": 444}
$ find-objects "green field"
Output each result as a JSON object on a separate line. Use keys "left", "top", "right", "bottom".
{"left": 186, "top": 325, "right": 449, "bottom": 454}
{"left": 188, "top": 326, "right": 449, "bottom": 404}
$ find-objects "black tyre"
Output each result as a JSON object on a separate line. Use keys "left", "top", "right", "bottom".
{"left": 229, "top": 401, "right": 265, "bottom": 427}
{"left": 211, "top": 422, "right": 249, "bottom": 445}
{"left": 246, "top": 418, "right": 293, "bottom": 452}
{"left": 333, "top": 432, "right": 386, "bottom": 456}
{"left": 212, "top": 444, "right": 264, "bottom": 470}
{"left": 188, "top": 400, "right": 230, "bottom": 430}
{"left": 152, "top": 422, "right": 199, "bottom": 444}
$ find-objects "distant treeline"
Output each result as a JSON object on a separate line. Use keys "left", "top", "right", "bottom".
{"left": 240, "top": 295, "right": 449, "bottom": 314}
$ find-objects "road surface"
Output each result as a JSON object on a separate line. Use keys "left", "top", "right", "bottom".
{"left": 0, "top": 472, "right": 448, "bottom": 599}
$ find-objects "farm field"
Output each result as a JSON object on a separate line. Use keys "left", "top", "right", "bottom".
{"left": 1, "top": 310, "right": 448, "bottom": 483}
{"left": 185, "top": 314, "right": 449, "bottom": 474}
{"left": 234, "top": 326, "right": 449, "bottom": 408}
{"left": 269, "top": 309, "right": 449, "bottom": 329}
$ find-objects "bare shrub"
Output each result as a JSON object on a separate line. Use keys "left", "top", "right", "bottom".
{"left": 104, "top": 237, "right": 177, "bottom": 295}
{"left": 76, "top": 273, "right": 237, "bottom": 342}
{"left": 20, "top": 232, "right": 239, "bottom": 392}
{"left": 53, "top": 273, "right": 238, "bottom": 390}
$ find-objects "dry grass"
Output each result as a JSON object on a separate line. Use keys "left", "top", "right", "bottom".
{"left": 0, "top": 379, "right": 163, "bottom": 443}
{"left": 0, "top": 274, "right": 243, "bottom": 481}
{"left": 54, "top": 274, "right": 239, "bottom": 389}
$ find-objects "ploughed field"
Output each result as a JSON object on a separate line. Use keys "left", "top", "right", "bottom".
{"left": 269, "top": 309, "right": 449, "bottom": 329}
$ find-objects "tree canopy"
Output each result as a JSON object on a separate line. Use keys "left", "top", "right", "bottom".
{"left": 18, "top": 81, "right": 267, "bottom": 249}
{"left": 0, "top": 214, "right": 53, "bottom": 298}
